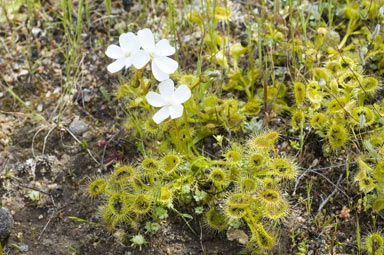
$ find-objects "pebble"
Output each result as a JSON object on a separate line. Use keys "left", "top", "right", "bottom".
{"left": 0, "top": 207, "right": 14, "bottom": 240}
{"left": 19, "top": 244, "right": 29, "bottom": 252}
{"left": 37, "top": 104, "right": 43, "bottom": 112}
{"left": 31, "top": 27, "right": 41, "bottom": 37}
{"left": 69, "top": 119, "right": 88, "bottom": 136}
{"left": 53, "top": 87, "right": 61, "bottom": 94}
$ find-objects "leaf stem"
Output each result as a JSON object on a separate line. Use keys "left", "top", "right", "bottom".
{"left": 173, "top": 119, "right": 184, "bottom": 153}
{"left": 183, "top": 112, "right": 200, "bottom": 156}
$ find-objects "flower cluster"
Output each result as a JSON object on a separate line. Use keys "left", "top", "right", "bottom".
{"left": 105, "top": 28, "right": 178, "bottom": 81}
{"left": 105, "top": 28, "right": 190, "bottom": 124}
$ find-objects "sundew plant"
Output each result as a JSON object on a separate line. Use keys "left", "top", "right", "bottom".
{"left": 92, "top": 25, "right": 297, "bottom": 252}
{"left": 83, "top": 0, "right": 384, "bottom": 254}
{"left": 7, "top": 0, "right": 384, "bottom": 254}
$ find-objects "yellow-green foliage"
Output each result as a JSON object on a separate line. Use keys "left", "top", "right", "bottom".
{"left": 294, "top": 82, "right": 306, "bottom": 106}
{"left": 90, "top": 131, "right": 294, "bottom": 251}
{"left": 252, "top": 224, "right": 275, "bottom": 250}
{"left": 355, "top": 143, "right": 384, "bottom": 211}
{"left": 89, "top": 0, "right": 384, "bottom": 251}
{"left": 205, "top": 207, "right": 228, "bottom": 231}
{"left": 288, "top": 43, "right": 383, "bottom": 152}
{"left": 89, "top": 178, "right": 107, "bottom": 197}
{"left": 327, "top": 123, "right": 348, "bottom": 149}
{"left": 310, "top": 113, "right": 328, "bottom": 130}
{"left": 364, "top": 232, "right": 384, "bottom": 255}
{"left": 291, "top": 110, "right": 305, "bottom": 130}
{"left": 271, "top": 157, "right": 299, "bottom": 180}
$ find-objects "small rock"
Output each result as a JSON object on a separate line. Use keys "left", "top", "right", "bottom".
{"left": 113, "top": 229, "right": 125, "bottom": 242}
{"left": 19, "top": 244, "right": 29, "bottom": 252}
{"left": 227, "top": 229, "right": 248, "bottom": 245}
{"left": 19, "top": 69, "right": 28, "bottom": 76}
{"left": 69, "top": 118, "right": 88, "bottom": 136}
{"left": 31, "top": 27, "right": 41, "bottom": 37}
{"left": 0, "top": 207, "right": 14, "bottom": 240}
{"left": 53, "top": 87, "right": 61, "bottom": 94}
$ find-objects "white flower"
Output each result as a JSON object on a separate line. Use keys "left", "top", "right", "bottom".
{"left": 137, "top": 28, "right": 178, "bottom": 81}
{"left": 145, "top": 79, "right": 191, "bottom": 124}
{"left": 105, "top": 32, "right": 148, "bottom": 73}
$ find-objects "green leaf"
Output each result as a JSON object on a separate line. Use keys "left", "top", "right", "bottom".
{"left": 67, "top": 216, "right": 89, "bottom": 223}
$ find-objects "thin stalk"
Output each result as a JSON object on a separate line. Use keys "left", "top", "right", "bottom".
{"left": 338, "top": 18, "right": 358, "bottom": 49}
{"left": 288, "top": 0, "right": 296, "bottom": 80}
{"left": 328, "top": 0, "right": 334, "bottom": 27}
{"left": 173, "top": 119, "right": 184, "bottom": 153}
{"left": 299, "top": 121, "right": 305, "bottom": 159}
{"left": 1, "top": 79, "right": 46, "bottom": 123}
{"left": 209, "top": 160, "right": 227, "bottom": 166}
{"left": 104, "top": 0, "right": 111, "bottom": 37}
{"left": 183, "top": 113, "right": 200, "bottom": 157}
{"left": 245, "top": 208, "right": 257, "bottom": 225}
{"left": 167, "top": 0, "right": 179, "bottom": 63}
{"left": 170, "top": 207, "right": 197, "bottom": 236}
{"left": 257, "top": 16, "right": 267, "bottom": 112}
{"left": 356, "top": 214, "right": 361, "bottom": 255}
{"left": 271, "top": 144, "right": 277, "bottom": 158}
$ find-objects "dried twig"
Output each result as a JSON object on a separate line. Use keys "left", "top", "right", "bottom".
{"left": 199, "top": 220, "right": 205, "bottom": 254}
{"left": 100, "top": 128, "right": 123, "bottom": 169}
{"left": 293, "top": 162, "right": 356, "bottom": 195}
{"left": 318, "top": 174, "right": 343, "bottom": 213}
{"left": 64, "top": 127, "right": 100, "bottom": 165}
{"left": 11, "top": 176, "right": 59, "bottom": 240}
{"left": 38, "top": 211, "right": 56, "bottom": 240}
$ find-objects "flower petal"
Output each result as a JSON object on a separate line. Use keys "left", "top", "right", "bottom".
{"left": 152, "top": 61, "right": 169, "bottom": 81}
{"left": 107, "top": 58, "right": 125, "bottom": 73}
{"left": 146, "top": 92, "right": 166, "bottom": 107}
{"left": 158, "top": 79, "right": 174, "bottom": 99}
{"left": 153, "top": 107, "right": 170, "bottom": 124}
{"left": 174, "top": 85, "right": 191, "bottom": 104}
{"left": 155, "top": 39, "right": 175, "bottom": 56}
{"left": 169, "top": 104, "right": 184, "bottom": 119}
{"left": 138, "top": 28, "right": 155, "bottom": 52}
{"left": 125, "top": 57, "right": 132, "bottom": 69}
{"left": 119, "top": 32, "right": 140, "bottom": 53}
{"left": 105, "top": 45, "right": 124, "bottom": 59}
{"left": 131, "top": 50, "right": 150, "bottom": 69}
{"left": 153, "top": 56, "right": 178, "bottom": 74}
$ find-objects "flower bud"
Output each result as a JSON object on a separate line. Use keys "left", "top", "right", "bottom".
{"left": 372, "top": 24, "right": 381, "bottom": 41}
{"left": 379, "top": 6, "right": 384, "bottom": 17}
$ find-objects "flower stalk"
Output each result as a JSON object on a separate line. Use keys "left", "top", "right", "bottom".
{"left": 173, "top": 119, "right": 184, "bottom": 153}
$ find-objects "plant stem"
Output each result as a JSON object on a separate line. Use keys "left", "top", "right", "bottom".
{"left": 183, "top": 112, "right": 200, "bottom": 156}
{"left": 209, "top": 160, "right": 227, "bottom": 166}
{"left": 173, "top": 119, "right": 184, "bottom": 153}
{"left": 271, "top": 144, "right": 277, "bottom": 158}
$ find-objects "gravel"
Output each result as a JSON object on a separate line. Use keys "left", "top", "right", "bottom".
{"left": 0, "top": 207, "right": 14, "bottom": 240}
{"left": 69, "top": 118, "right": 88, "bottom": 136}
